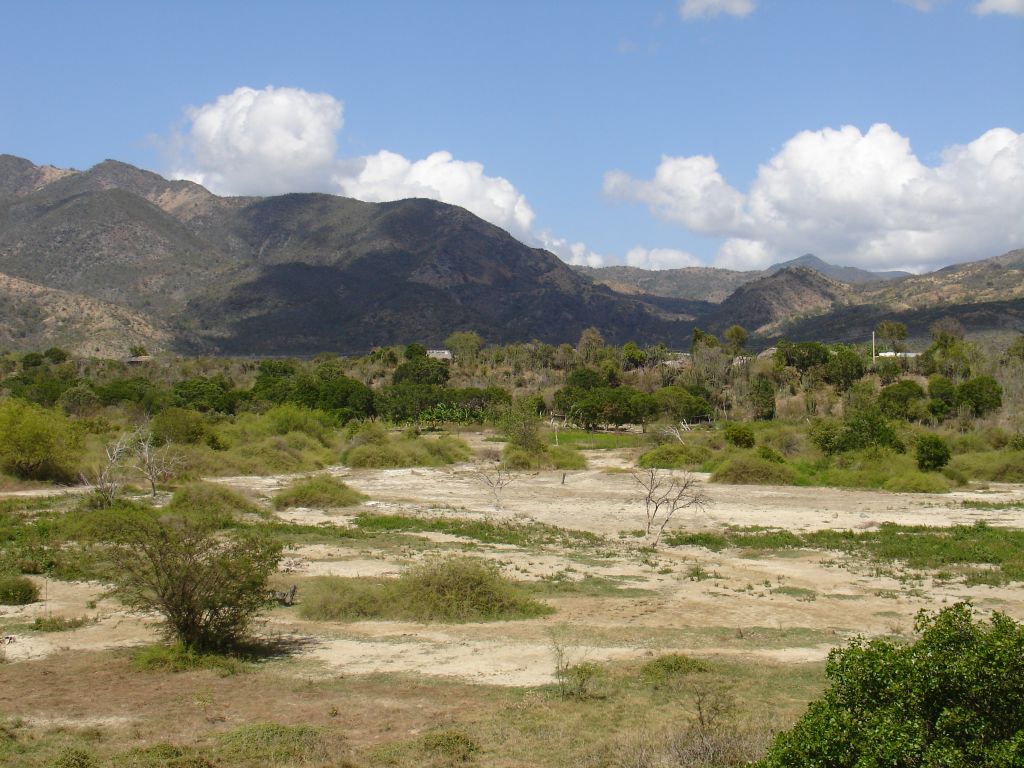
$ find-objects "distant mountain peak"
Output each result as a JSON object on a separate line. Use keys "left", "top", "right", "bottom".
{"left": 768, "top": 254, "right": 910, "bottom": 284}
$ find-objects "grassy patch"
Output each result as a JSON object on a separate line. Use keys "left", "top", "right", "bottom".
{"left": 217, "top": 723, "right": 344, "bottom": 765}
{"left": 298, "top": 556, "right": 553, "bottom": 623}
{"left": 547, "top": 429, "right": 650, "bottom": 450}
{"left": 272, "top": 475, "right": 367, "bottom": 510}
{"left": 962, "top": 499, "right": 1024, "bottom": 511}
{"left": 950, "top": 450, "right": 1024, "bottom": 483}
{"left": 31, "top": 615, "right": 91, "bottom": 632}
{"left": 527, "top": 573, "right": 654, "bottom": 598}
{"left": 165, "top": 481, "right": 263, "bottom": 527}
{"left": 669, "top": 521, "right": 1024, "bottom": 584}
{"left": 772, "top": 586, "right": 817, "bottom": 601}
{"left": 352, "top": 512, "right": 603, "bottom": 549}
{"left": 131, "top": 643, "right": 244, "bottom": 676}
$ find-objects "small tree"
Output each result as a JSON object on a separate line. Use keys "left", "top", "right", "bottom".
{"left": 131, "top": 428, "right": 184, "bottom": 497}
{"left": 0, "top": 399, "right": 81, "bottom": 481}
{"left": 875, "top": 320, "right": 908, "bottom": 353}
{"left": 471, "top": 462, "right": 519, "bottom": 511}
{"left": 630, "top": 468, "right": 709, "bottom": 545}
{"left": 916, "top": 434, "right": 951, "bottom": 472}
{"left": 106, "top": 512, "right": 281, "bottom": 651}
{"left": 723, "top": 325, "right": 748, "bottom": 355}
{"left": 82, "top": 431, "right": 136, "bottom": 507}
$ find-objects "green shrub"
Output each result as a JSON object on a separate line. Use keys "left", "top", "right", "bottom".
{"left": 1010, "top": 433, "right": 1024, "bottom": 451}
{"left": 712, "top": 456, "right": 798, "bottom": 485}
{"left": 882, "top": 471, "right": 951, "bottom": 494}
{"left": 640, "top": 653, "right": 705, "bottom": 688}
{"left": 418, "top": 729, "right": 480, "bottom": 761}
{"left": 343, "top": 432, "right": 470, "bottom": 468}
{"left": 503, "top": 444, "right": 586, "bottom": 470}
{"left": 950, "top": 451, "right": 1024, "bottom": 483}
{"left": 756, "top": 445, "right": 786, "bottom": 464}
{"left": 756, "top": 604, "right": 1024, "bottom": 767}
{"left": 0, "top": 399, "right": 81, "bottom": 481}
{"left": 150, "top": 407, "right": 210, "bottom": 446}
{"left": 32, "top": 615, "right": 89, "bottom": 632}
{"left": 916, "top": 434, "right": 951, "bottom": 472}
{"left": 957, "top": 376, "right": 1003, "bottom": 417}
{"left": 638, "top": 443, "right": 711, "bottom": 469}
{"left": 0, "top": 574, "right": 39, "bottom": 604}
{"left": 272, "top": 475, "right": 366, "bottom": 510}
{"left": 50, "top": 747, "right": 96, "bottom": 768}
{"left": 165, "top": 482, "right": 262, "bottom": 528}
{"left": 261, "top": 404, "right": 336, "bottom": 444}
{"left": 723, "top": 422, "right": 756, "bottom": 448}
{"left": 299, "top": 556, "right": 552, "bottom": 623}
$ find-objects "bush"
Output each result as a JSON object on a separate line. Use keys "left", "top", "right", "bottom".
{"left": 106, "top": 513, "right": 281, "bottom": 651}
{"left": 711, "top": 456, "right": 798, "bottom": 485}
{"left": 343, "top": 432, "right": 470, "bottom": 468}
{"left": 916, "top": 434, "right": 951, "bottom": 472}
{"left": 299, "top": 556, "right": 552, "bottom": 623}
{"left": 272, "top": 475, "right": 366, "bottom": 510}
{"left": 0, "top": 574, "right": 39, "bottom": 605}
{"left": 150, "top": 407, "right": 210, "bottom": 446}
{"left": 958, "top": 376, "right": 1003, "bottom": 417}
{"left": 882, "top": 471, "right": 951, "bottom": 494}
{"left": 0, "top": 399, "right": 81, "bottom": 481}
{"left": 756, "top": 604, "right": 1024, "bottom": 767}
{"left": 217, "top": 723, "right": 333, "bottom": 765}
{"left": 503, "top": 444, "right": 586, "bottom": 470}
{"left": 419, "top": 729, "right": 481, "bottom": 761}
{"left": 638, "top": 443, "right": 711, "bottom": 469}
{"left": 723, "top": 422, "right": 755, "bottom": 448}
{"left": 640, "top": 653, "right": 705, "bottom": 689}
{"left": 165, "top": 482, "right": 262, "bottom": 528}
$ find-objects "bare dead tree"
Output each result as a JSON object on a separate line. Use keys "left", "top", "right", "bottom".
{"left": 660, "top": 420, "right": 693, "bottom": 444}
{"left": 131, "top": 428, "right": 184, "bottom": 497}
{"left": 630, "top": 467, "right": 710, "bottom": 545}
{"left": 81, "top": 431, "right": 136, "bottom": 506}
{"left": 471, "top": 462, "right": 520, "bottom": 511}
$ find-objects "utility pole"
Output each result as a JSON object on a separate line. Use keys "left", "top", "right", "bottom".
{"left": 872, "top": 331, "right": 876, "bottom": 362}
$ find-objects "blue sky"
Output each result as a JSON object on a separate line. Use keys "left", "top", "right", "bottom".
{"left": 2, "top": 0, "right": 1022, "bottom": 272}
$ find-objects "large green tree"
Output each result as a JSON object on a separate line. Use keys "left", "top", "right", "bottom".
{"left": 758, "top": 603, "right": 1024, "bottom": 767}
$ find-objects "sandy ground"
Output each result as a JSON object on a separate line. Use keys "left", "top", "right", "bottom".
{"left": 3, "top": 437, "right": 1023, "bottom": 687}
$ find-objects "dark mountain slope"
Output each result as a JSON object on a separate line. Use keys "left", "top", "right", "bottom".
{"left": 0, "top": 156, "right": 697, "bottom": 354}
{"left": 702, "top": 267, "right": 849, "bottom": 334}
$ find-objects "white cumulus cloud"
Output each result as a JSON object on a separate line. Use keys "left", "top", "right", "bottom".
{"left": 625, "top": 246, "right": 702, "bottom": 270}
{"left": 974, "top": 0, "right": 1024, "bottom": 15}
{"left": 173, "top": 86, "right": 343, "bottom": 196}
{"left": 679, "top": 0, "right": 756, "bottom": 20}
{"left": 605, "top": 124, "right": 1024, "bottom": 272}
{"left": 539, "top": 232, "right": 605, "bottom": 267}
{"left": 336, "top": 150, "right": 535, "bottom": 238}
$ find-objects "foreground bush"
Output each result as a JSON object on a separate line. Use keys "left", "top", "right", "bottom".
{"left": 916, "top": 433, "right": 951, "bottom": 472}
{"left": 272, "top": 475, "right": 367, "bottom": 510}
{"left": 103, "top": 512, "right": 281, "bottom": 651}
{"left": 757, "top": 603, "right": 1024, "bottom": 767}
{"left": 299, "top": 556, "right": 552, "bottom": 623}
{"left": 0, "top": 574, "right": 39, "bottom": 604}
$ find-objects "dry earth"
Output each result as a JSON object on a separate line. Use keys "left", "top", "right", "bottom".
{"left": 4, "top": 433, "right": 1022, "bottom": 692}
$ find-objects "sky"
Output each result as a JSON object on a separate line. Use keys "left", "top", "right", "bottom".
{"left": 1, "top": 0, "right": 1022, "bottom": 273}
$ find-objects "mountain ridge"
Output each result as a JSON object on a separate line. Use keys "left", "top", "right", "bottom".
{"left": 0, "top": 153, "right": 1021, "bottom": 355}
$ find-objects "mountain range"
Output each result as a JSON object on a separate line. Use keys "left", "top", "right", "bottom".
{"left": 0, "top": 154, "right": 1021, "bottom": 356}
